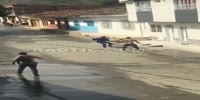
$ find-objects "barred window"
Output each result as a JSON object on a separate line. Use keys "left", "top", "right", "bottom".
{"left": 150, "top": 24, "right": 162, "bottom": 32}
{"left": 74, "top": 20, "right": 79, "bottom": 26}
{"left": 135, "top": 1, "right": 151, "bottom": 11}
{"left": 174, "top": 0, "right": 196, "bottom": 9}
{"left": 121, "top": 21, "right": 135, "bottom": 30}
{"left": 102, "top": 20, "right": 112, "bottom": 29}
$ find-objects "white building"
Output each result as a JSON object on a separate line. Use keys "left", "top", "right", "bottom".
{"left": 69, "top": 15, "right": 146, "bottom": 38}
{"left": 119, "top": 0, "right": 200, "bottom": 44}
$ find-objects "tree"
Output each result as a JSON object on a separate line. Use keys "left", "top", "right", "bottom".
{"left": 0, "top": 5, "right": 8, "bottom": 17}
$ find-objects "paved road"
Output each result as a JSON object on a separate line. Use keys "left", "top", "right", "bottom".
{"left": 0, "top": 25, "right": 200, "bottom": 100}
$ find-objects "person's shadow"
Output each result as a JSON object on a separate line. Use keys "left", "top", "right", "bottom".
{"left": 17, "top": 74, "right": 46, "bottom": 97}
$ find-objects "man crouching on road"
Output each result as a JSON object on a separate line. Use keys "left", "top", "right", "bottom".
{"left": 12, "top": 52, "right": 42, "bottom": 76}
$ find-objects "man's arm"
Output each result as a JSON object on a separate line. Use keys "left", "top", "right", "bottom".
{"left": 113, "top": 39, "right": 124, "bottom": 43}
{"left": 133, "top": 39, "right": 140, "bottom": 44}
{"left": 12, "top": 56, "right": 20, "bottom": 65}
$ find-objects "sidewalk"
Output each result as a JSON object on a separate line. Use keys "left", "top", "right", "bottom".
{"left": 143, "top": 40, "right": 200, "bottom": 54}
{"left": 70, "top": 32, "right": 200, "bottom": 54}
{"left": 70, "top": 33, "right": 200, "bottom": 56}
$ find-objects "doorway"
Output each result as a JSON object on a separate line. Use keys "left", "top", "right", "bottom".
{"left": 165, "top": 25, "right": 175, "bottom": 42}
{"left": 179, "top": 26, "right": 188, "bottom": 42}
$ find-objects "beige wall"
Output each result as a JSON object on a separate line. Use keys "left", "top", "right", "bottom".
{"left": 125, "top": 1, "right": 137, "bottom": 21}
{"left": 151, "top": 0, "right": 176, "bottom": 22}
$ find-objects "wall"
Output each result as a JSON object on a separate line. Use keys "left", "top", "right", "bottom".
{"left": 69, "top": 15, "right": 143, "bottom": 37}
{"left": 118, "top": 0, "right": 200, "bottom": 43}
{"left": 69, "top": 19, "right": 98, "bottom": 32}
{"left": 185, "top": 23, "right": 200, "bottom": 40}
{"left": 135, "top": 22, "right": 200, "bottom": 43}
{"left": 27, "top": 18, "right": 59, "bottom": 29}
{"left": 151, "top": 0, "right": 176, "bottom": 22}
{"left": 125, "top": 1, "right": 138, "bottom": 21}
{"left": 197, "top": 0, "right": 200, "bottom": 22}
{"left": 97, "top": 21, "right": 141, "bottom": 37}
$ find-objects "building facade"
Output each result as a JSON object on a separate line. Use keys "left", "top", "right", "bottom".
{"left": 119, "top": 0, "right": 200, "bottom": 44}
{"left": 69, "top": 15, "right": 146, "bottom": 37}
{"left": 25, "top": 17, "right": 66, "bottom": 29}
{"left": 3, "top": 4, "right": 18, "bottom": 25}
{"left": 23, "top": 6, "right": 128, "bottom": 36}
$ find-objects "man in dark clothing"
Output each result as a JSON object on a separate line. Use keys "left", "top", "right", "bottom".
{"left": 12, "top": 52, "right": 42, "bottom": 76}
{"left": 92, "top": 36, "right": 112, "bottom": 48}
{"left": 115, "top": 37, "right": 140, "bottom": 51}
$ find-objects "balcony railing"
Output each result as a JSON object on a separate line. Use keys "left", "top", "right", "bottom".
{"left": 135, "top": 1, "right": 152, "bottom": 11}
{"left": 175, "top": 3, "right": 196, "bottom": 9}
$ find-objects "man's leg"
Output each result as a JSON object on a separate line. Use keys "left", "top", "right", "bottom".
{"left": 102, "top": 43, "right": 107, "bottom": 48}
{"left": 29, "top": 63, "right": 39, "bottom": 76}
{"left": 107, "top": 42, "right": 112, "bottom": 47}
{"left": 122, "top": 44, "right": 129, "bottom": 51}
{"left": 97, "top": 41, "right": 106, "bottom": 48}
{"left": 17, "top": 65, "right": 26, "bottom": 75}
{"left": 131, "top": 43, "right": 139, "bottom": 50}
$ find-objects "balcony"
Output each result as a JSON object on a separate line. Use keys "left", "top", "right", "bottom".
{"left": 174, "top": 0, "right": 196, "bottom": 10}
{"left": 175, "top": 3, "right": 196, "bottom": 10}
{"left": 135, "top": 1, "right": 152, "bottom": 11}
{"left": 174, "top": 0, "right": 198, "bottom": 22}
{"left": 135, "top": 1, "right": 153, "bottom": 22}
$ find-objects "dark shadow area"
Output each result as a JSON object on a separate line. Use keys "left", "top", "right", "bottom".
{"left": 17, "top": 75, "right": 46, "bottom": 97}
{"left": 15, "top": 75, "right": 134, "bottom": 100}
{"left": 0, "top": 74, "right": 200, "bottom": 100}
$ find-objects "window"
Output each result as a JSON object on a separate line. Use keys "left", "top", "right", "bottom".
{"left": 42, "top": 20, "right": 48, "bottom": 26}
{"left": 121, "top": 21, "right": 135, "bottom": 30}
{"left": 49, "top": 20, "right": 55, "bottom": 24}
{"left": 135, "top": 1, "right": 151, "bottom": 11}
{"left": 174, "top": 0, "right": 196, "bottom": 9}
{"left": 84, "top": 21, "right": 94, "bottom": 26}
{"left": 102, "top": 20, "right": 112, "bottom": 29}
{"left": 165, "top": 25, "right": 174, "bottom": 32}
{"left": 150, "top": 24, "right": 162, "bottom": 32}
{"left": 74, "top": 20, "right": 79, "bottom": 26}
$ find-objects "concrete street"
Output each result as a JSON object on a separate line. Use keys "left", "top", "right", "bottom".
{"left": 0, "top": 25, "right": 200, "bottom": 100}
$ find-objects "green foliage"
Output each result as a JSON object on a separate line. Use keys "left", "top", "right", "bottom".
{"left": 0, "top": 5, "right": 8, "bottom": 17}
